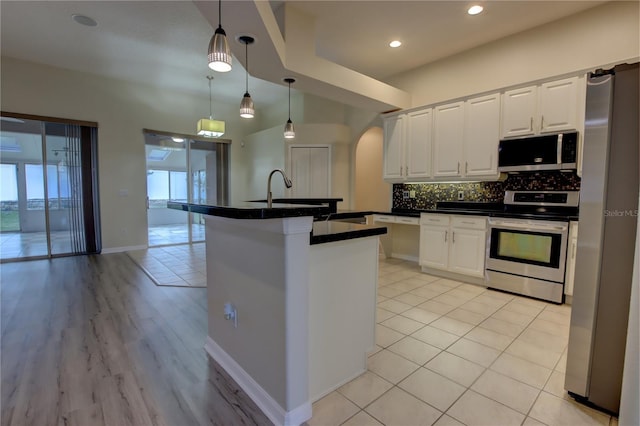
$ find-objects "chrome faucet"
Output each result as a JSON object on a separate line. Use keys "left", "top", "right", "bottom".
{"left": 267, "top": 169, "right": 293, "bottom": 208}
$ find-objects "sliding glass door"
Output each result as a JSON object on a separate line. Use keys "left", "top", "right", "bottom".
{"left": 144, "top": 130, "right": 228, "bottom": 247}
{"left": 0, "top": 114, "right": 101, "bottom": 261}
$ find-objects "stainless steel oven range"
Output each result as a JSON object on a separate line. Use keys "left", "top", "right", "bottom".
{"left": 485, "top": 190, "right": 579, "bottom": 304}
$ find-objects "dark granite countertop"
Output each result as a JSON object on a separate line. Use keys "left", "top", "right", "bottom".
{"left": 311, "top": 221, "right": 387, "bottom": 245}
{"left": 248, "top": 198, "right": 343, "bottom": 213}
{"left": 383, "top": 206, "right": 578, "bottom": 222}
{"left": 168, "top": 201, "right": 330, "bottom": 220}
{"left": 168, "top": 202, "right": 388, "bottom": 244}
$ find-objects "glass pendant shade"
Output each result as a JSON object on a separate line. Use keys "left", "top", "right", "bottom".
{"left": 208, "top": 27, "right": 232, "bottom": 72}
{"left": 240, "top": 93, "right": 255, "bottom": 118}
{"left": 197, "top": 118, "right": 225, "bottom": 138}
{"left": 284, "top": 119, "right": 295, "bottom": 139}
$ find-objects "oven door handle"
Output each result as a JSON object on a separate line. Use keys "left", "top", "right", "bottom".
{"left": 490, "top": 221, "right": 567, "bottom": 231}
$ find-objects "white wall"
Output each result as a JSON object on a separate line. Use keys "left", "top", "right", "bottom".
{"left": 386, "top": 1, "right": 640, "bottom": 108}
{"left": 0, "top": 56, "right": 259, "bottom": 250}
{"left": 242, "top": 126, "right": 286, "bottom": 201}
{"left": 242, "top": 123, "right": 352, "bottom": 206}
{"left": 354, "top": 127, "right": 391, "bottom": 211}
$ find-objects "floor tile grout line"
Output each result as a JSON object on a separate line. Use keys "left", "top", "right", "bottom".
{"left": 376, "top": 264, "right": 569, "bottom": 423}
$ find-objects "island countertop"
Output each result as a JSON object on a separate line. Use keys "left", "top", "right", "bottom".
{"left": 311, "top": 221, "right": 387, "bottom": 245}
{"left": 168, "top": 202, "right": 387, "bottom": 244}
{"left": 168, "top": 201, "right": 331, "bottom": 220}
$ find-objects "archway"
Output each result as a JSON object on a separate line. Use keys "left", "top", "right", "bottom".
{"left": 354, "top": 127, "right": 391, "bottom": 211}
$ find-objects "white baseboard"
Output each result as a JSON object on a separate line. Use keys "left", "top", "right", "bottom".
{"left": 390, "top": 253, "right": 419, "bottom": 263}
{"left": 310, "top": 366, "right": 366, "bottom": 403}
{"left": 204, "top": 337, "right": 312, "bottom": 426}
{"left": 101, "top": 245, "right": 147, "bottom": 254}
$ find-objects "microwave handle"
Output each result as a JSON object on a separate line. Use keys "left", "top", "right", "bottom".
{"left": 557, "top": 133, "right": 563, "bottom": 164}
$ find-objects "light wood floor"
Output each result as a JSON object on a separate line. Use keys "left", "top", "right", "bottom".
{"left": 1, "top": 253, "right": 272, "bottom": 426}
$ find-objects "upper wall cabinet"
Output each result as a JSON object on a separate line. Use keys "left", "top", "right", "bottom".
{"left": 433, "top": 102, "right": 465, "bottom": 177}
{"left": 406, "top": 109, "right": 433, "bottom": 179}
{"left": 432, "top": 96, "right": 500, "bottom": 179}
{"left": 383, "top": 108, "right": 433, "bottom": 182}
{"left": 501, "top": 76, "right": 582, "bottom": 138}
{"left": 464, "top": 94, "right": 500, "bottom": 177}
{"left": 383, "top": 114, "right": 405, "bottom": 180}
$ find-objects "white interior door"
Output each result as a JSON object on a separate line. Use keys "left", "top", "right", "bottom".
{"left": 289, "top": 146, "right": 330, "bottom": 198}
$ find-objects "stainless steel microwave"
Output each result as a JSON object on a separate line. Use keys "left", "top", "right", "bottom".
{"left": 497, "top": 132, "right": 578, "bottom": 172}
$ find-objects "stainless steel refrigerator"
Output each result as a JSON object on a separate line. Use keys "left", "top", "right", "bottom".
{"left": 565, "top": 63, "right": 639, "bottom": 415}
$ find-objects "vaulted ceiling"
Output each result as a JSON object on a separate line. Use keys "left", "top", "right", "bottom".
{"left": 0, "top": 1, "right": 606, "bottom": 111}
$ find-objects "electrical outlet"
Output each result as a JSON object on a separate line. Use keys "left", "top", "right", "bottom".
{"left": 457, "top": 190, "right": 464, "bottom": 201}
{"left": 409, "top": 190, "right": 416, "bottom": 199}
{"left": 403, "top": 191, "right": 410, "bottom": 200}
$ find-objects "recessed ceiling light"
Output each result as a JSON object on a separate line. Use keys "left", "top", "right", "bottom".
{"left": 467, "top": 5, "right": 484, "bottom": 15}
{"left": 72, "top": 14, "right": 98, "bottom": 27}
{"left": 389, "top": 40, "right": 402, "bottom": 48}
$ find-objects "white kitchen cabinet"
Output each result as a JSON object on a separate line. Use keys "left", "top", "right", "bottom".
{"left": 406, "top": 109, "right": 433, "bottom": 179}
{"left": 564, "top": 221, "right": 579, "bottom": 297}
{"left": 501, "top": 85, "right": 537, "bottom": 138}
{"left": 419, "top": 215, "right": 450, "bottom": 270}
{"left": 449, "top": 216, "right": 487, "bottom": 278}
{"left": 538, "top": 77, "right": 580, "bottom": 133}
{"left": 383, "top": 109, "right": 433, "bottom": 182}
{"left": 433, "top": 102, "right": 465, "bottom": 177}
{"left": 419, "top": 214, "right": 487, "bottom": 278}
{"left": 383, "top": 114, "right": 404, "bottom": 180}
{"left": 501, "top": 76, "right": 582, "bottom": 138}
{"left": 464, "top": 94, "right": 500, "bottom": 177}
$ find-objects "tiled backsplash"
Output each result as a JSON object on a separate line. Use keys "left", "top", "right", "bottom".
{"left": 393, "top": 171, "right": 581, "bottom": 210}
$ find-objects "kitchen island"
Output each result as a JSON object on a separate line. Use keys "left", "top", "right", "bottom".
{"left": 168, "top": 202, "right": 386, "bottom": 426}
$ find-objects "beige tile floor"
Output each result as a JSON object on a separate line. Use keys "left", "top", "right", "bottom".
{"left": 308, "top": 258, "right": 617, "bottom": 426}
{"left": 128, "top": 243, "right": 207, "bottom": 287}
{"left": 147, "top": 223, "right": 205, "bottom": 246}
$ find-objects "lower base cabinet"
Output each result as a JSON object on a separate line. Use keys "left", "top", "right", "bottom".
{"left": 419, "top": 214, "right": 487, "bottom": 278}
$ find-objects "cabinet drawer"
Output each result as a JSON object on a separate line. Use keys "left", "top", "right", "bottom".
{"left": 373, "top": 214, "right": 397, "bottom": 224}
{"left": 451, "top": 216, "right": 486, "bottom": 230}
{"left": 420, "top": 214, "right": 450, "bottom": 226}
{"left": 395, "top": 216, "right": 419, "bottom": 225}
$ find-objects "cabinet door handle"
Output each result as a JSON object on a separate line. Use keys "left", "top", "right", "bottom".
{"left": 457, "top": 162, "right": 460, "bottom": 174}
{"left": 452, "top": 231, "right": 455, "bottom": 243}
{"left": 465, "top": 162, "right": 468, "bottom": 174}
{"left": 445, "top": 231, "right": 448, "bottom": 242}
{"left": 461, "top": 221, "right": 475, "bottom": 225}
{"left": 572, "top": 241, "right": 577, "bottom": 259}
{"left": 406, "top": 166, "right": 409, "bottom": 176}
{"left": 530, "top": 116, "right": 534, "bottom": 132}
{"left": 541, "top": 115, "right": 545, "bottom": 130}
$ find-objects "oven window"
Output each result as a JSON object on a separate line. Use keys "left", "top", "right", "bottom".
{"left": 490, "top": 228, "right": 562, "bottom": 268}
{"left": 497, "top": 232, "right": 553, "bottom": 263}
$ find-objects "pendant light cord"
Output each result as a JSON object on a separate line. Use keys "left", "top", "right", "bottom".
{"left": 245, "top": 42, "right": 249, "bottom": 92}
{"left": 288, "top": 80, "right": 291, "bottom": 120}
{"left": 208, "top": 76, "right": 213, "bottom": 119}
{"left": 218, "top": 0, "right": 222, "bottom": 29}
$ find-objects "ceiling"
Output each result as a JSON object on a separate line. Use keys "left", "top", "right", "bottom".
{"left": 0, "top": 1, "right": 606, "bottom": 111}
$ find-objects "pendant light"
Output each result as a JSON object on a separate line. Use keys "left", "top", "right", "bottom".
{"left": 208, "top": 0, "right": 232, "bottom": 72}
{"left": 239, "top": 36, "right": 255, "bottom": 118}
{"left": 283, "top": 78, "right": 295, "bottom": 139}
{"left": 197, "top": 76, "right": 225, "bottom": 138}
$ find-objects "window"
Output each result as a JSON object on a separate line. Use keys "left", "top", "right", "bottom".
{"left": 193, "top": 170, "right": 206, "bottom": 204}
{"left": 147, "top": 169, "right": 188, "bottom": 208}
{"left": 25, "top": 163, "right": 70, "bottom": 210}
